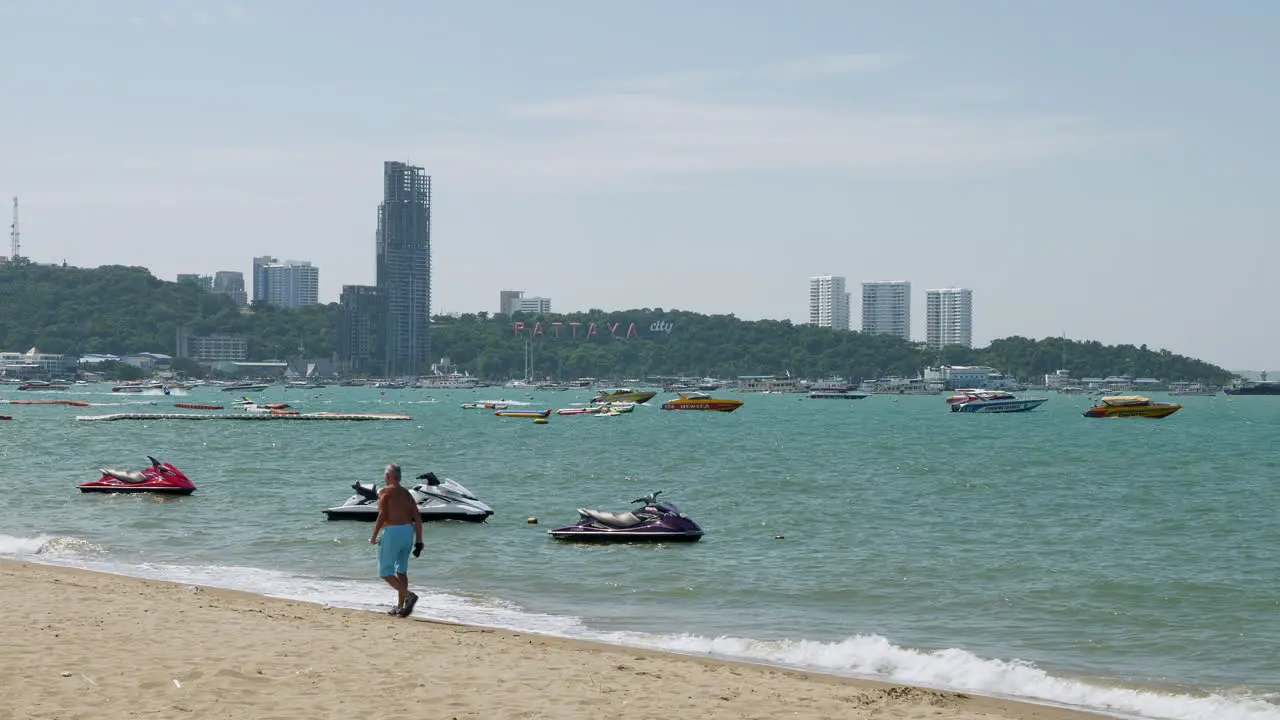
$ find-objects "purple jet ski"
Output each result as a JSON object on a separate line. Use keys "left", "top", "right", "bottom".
{"left": 548, "top": 491, "right": 704, "bottom": 542}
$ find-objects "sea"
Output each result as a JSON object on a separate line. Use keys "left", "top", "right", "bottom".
{"left": 1, "top": 385, "right": 1277, "bottom": 720}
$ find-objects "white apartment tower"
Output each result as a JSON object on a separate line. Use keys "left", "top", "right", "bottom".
{"left": 861, "top": 281, "right": 911, "bottom": 340}
{"left": 808, "top": 275, "right": 850, "bottom": 330}
{"left": 262, "top": 260, "right": 320, "bottom": 308}
{"left": 926, "top": 288, "right": 973, "bottom": 350}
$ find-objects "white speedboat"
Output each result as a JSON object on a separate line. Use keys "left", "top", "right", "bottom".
{"left": 948, "top": 390, "right": 1048, "bottom": 413}
{"left": 322, "top": 473, "right": 493, "bottom": 522}
{"left": 807, "top": 389, "right": 870, "bottom": 400}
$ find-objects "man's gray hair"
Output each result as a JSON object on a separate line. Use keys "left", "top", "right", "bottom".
{"left": 385, "top": 463, "right": 401, "bottom": 481}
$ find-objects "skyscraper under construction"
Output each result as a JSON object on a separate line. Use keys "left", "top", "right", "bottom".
{"left": 376, "top": 161, "right": 432, "bottom": 377}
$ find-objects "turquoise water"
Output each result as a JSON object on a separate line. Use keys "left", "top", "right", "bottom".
{"left": 2, "top": 386, "right": 1278, "bottom": 720}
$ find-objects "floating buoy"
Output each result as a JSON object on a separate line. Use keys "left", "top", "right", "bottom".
{"left": 527, "top": 517, "right": 538, "bottom": 524}
{"left": 532, "top": 418, "right": 548, "bottom": 424}
{"left": 775, "top": 535, "right": 785, "bottom": 540}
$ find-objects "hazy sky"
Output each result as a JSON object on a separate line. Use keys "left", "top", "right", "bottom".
{"left": 1, "top": 1, "right": 1276, "bottom": 369}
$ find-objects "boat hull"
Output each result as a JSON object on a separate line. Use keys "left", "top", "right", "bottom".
{"left": 660, "top": 400, "right": 743, "bottom": 412}
{"left": 78, "top": 485, "right": 195, "bottom": 495}
{"left": 547, "top": 528, "right": 703, "bottom": 542}
{"left": 322, "top": 507, "right": 491, "bottom": 522}
{"left": 494, "top": 410, "right": 551, "bottom": 418}
{"left": 590, "top": 391, "right": 657, "bottom": 405}
{"left": 1224, "top": 384, "right": 1280, "bottom": 395}
{"left": 1083, "top": 404, "right": 1181, "bottom": 418}
{"left": 953, "top": 398, "right": 1048, "bottom": 413}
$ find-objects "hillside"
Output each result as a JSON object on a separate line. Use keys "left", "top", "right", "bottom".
{"left": 0, "top": 263, "right": 1234, "bottom": 383}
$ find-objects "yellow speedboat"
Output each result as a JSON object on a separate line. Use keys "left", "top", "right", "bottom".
{"left": 1083, "top": 395, "right": 1181, "bottom": 419}
{"left": 589, "top": 388, "right": 657, "bottom": 405}
{"left": 660, "top": 391, "right": 744, "bottom": 413}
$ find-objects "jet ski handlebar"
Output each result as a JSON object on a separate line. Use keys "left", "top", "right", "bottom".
{"left": 631, "top": 490, "right": 662, "bottom": 504}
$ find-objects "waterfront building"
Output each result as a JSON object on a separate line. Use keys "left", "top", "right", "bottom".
{"left": 501, "top": 290, "right": 552, "bottom": 314}
{"left": 925, "top": 287, "right": 973, "bottom": 350}
{"left": 337, "top": 284, "right": 381, "bottom": 374}
{"left": 808, "top": 275, "right": 850, "bottom": 330}
{"left": 377, "top": 161, "right": 433, "bottom": 377}
{"left": 260, "top": 260, "right": 319, "bottom": 308}
{"left": 861, "top": 281, "right": 911, "bottom": 340}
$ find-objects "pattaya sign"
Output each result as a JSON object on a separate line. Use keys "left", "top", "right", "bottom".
{"left": 513, "top": 320, "right": 674, "bottom": 339}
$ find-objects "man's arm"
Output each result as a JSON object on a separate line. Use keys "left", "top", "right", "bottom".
{"left": 412, "top": 493, "right": 423, "bottom": 543}
{"left": 370, "top": 489, "right": 388, "bottom": 543}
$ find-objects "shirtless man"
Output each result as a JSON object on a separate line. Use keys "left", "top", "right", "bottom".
{"left": 369, "top": 463, "right": 424, "bottom": 617}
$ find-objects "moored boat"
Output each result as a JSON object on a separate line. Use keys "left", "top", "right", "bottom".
{"left": 949, "top": 390, "right": 1048, "bottom": 413}
{"left": 1083, "top": 395, "right": 1181, "bottom": 419}
{"left": 660, "top": 391, "right": 744, "bottom": 412}
{"left": 590, "top": 388, "right": 657, "bottom": 405}
{"left": 807, "top": 389, "right": 870, "bottom": 400}
{"left": 495, "top": 409, "right": 552, "bottom": 418}
{"left": 17, "top": 381, "right": 69, "bottom": 391}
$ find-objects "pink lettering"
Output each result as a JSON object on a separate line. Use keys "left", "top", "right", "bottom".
{"left": 608, "top": 322, "right": 620, "bottom": 338}
{"left": 512, "top": 322, "right": 525, "bottom": 337}
{"left": 626, "top": 322, "right": 638, "bottom": 339}
{"left": 532, "top": 322, "right": 544, "bottom": 337}
{"left": 570, "top": 322, "right": 580, "bottom": 338}
{"left": 552, "top": 322, "right": 563, "bottom": 338}
{"left": 587, "top": 323, "right": 598, "bottom": 339}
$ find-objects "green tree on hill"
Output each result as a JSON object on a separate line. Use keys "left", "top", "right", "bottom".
{"left": 0, "top": 264, "right": 1234, "bottom": 383}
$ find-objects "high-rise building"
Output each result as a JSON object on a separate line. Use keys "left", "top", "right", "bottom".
{"left": 338, "top": 284, "right": 381, "bottom": 373}
{"left": 177, "top": 273, "right": 211, "bottom": 290}
{"left": 252, "top": 255, "right": 278, "bottom": 304}
{"left": 499, "top": 290, "right": 523, "bottom": 315}
{"left": 211, "top": 271, "right": 248, "bottom": 308}
{"left": 861, "top": 281, "right": 911, "bottom": 340}
{"left": 926, "top": 288, "right": 973, "bottom": 350}
{"left": 514, "top": 296, "right": 551, "bottom": 313}
{"left": 377, "top": 161, "right": 432, "bottom": 377}
{"left": 261, "top": 260, "right": 319, "bottom": 308}
{"left": 808, "top": 275, "right": 850, "bottom": 330}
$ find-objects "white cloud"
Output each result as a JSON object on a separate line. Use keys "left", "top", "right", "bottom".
{"left": 759, "top": 53, "right": 907, "bottom": 80}
{"left": 468, "top": 92, "right": 1110, "bottom": 183}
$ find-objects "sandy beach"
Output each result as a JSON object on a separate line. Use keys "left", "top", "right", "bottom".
{"left": 0, "top": 559, "right": 1113, "bottom": 720}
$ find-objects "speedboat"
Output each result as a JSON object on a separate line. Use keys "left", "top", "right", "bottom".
{"left": 807, "top": 389, "right": 869, "bottom": 400}
{"left": 221, "top": 381, "right": 271, "bottom": 392}
{"left": 322, "top": 472, "right": 493, "bottom": 522}
{"left": 494, "top": 409, "right": 551, "bottom": 418}
{"left": 660, "top": 391, "right": 743, "bottom": 412}
{"left": 78, "top": 456, "right": 195, "bottom": 495}
{"left": 549, "top": 491, "right": 703, "bottom": 542}
{"left": 589, "top": 388, "right": 657, "bottom": 405}
{"left": 1084, "top": 395, "right": 1182, "bottom": 419}
{"left": 17, "top": 381, "right": 69, "bottom": 391}
{"left": 949, "top": 390, "right": 1049, "bottom": 413}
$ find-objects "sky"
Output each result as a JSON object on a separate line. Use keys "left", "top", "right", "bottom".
{"left": 1, "top": 0, "right": 1277, "bottom": 370}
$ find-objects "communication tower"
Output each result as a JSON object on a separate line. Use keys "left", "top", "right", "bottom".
{"left": 9, "top": 197, "right": 18, "bottom": 261}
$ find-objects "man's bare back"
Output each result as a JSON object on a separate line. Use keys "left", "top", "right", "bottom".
{"left": 378, "top": 486, "right": 419, "bottom": 525}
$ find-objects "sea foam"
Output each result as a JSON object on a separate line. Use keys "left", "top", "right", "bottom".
{"left": 2, "top": 533, "right": 1276, "bottom": 720}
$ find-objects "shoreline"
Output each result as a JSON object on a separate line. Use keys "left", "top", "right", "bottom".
{"left": 1, "top": 558, "right": 1117, "bottom": 720}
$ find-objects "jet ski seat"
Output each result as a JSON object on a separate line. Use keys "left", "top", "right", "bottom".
{"left": 102, "top": 468, "right": 149, "bottom": 483}
{"left": 580, "top": 508, "right": 645, "bottom": 528}
{"left": 352, "top": 482, "right": 380, "bottom": 502}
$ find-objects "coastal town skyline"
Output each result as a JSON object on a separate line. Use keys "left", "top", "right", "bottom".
{"left": 2, "top": 2, "right": 1276, "bottom": 370}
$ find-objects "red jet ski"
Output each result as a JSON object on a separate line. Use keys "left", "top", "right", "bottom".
{"left": 78, "top": 456, "right": 196, "bottom": 495}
